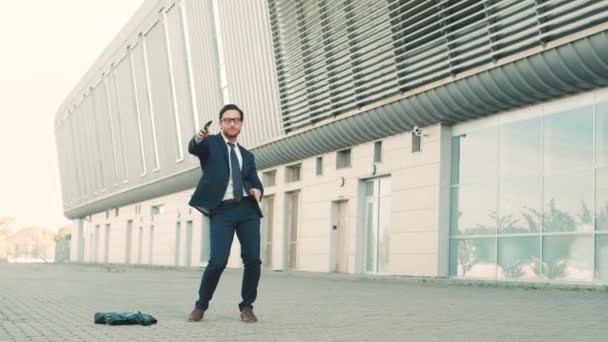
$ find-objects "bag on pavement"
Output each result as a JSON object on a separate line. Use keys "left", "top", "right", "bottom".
{"left": 94, "top": 311, "right": 158, "bottom": 326}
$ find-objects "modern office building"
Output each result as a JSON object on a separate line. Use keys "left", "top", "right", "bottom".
{"left": 55, "top": 0, "right": 608, "bottom": 283}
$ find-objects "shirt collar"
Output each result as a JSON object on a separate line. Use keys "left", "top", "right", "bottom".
{"left": 221, "top": 133, "right": 238, "bottom": 147}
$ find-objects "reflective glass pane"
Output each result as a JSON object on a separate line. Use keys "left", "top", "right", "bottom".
{"left": 365, "top": 181, "right": 374, "bottom": 196}
{"left": 499, "top": 117, "right": 542, "bottom": 179}
{"left": 451, "top": 127, "right": 498, "bottom": 185}
{"left": 498, "top": 177, "right": 541, "bottom": 234}
{"left": 543, "top": 106, "right": 593, "bottom": 172}
{"left": 595, "top": 234, "right": 608, "bottom": 282}
{"left": 498, "top": 237, "right": 540, "bottom": 280}
{"left": 542, "top": 235, "right": 593, "bottom": 281}
{"left": 450, "top": 183, "right": 497, "bottom": 235}
{"left": 365, "top": 201, "right": 376, "bottom": 273}
{"left": 598, "top": 168, "right": 608, "bottom": 231}
{"left": 378, "top": 191, "right": 391, "bottom": 274}
{"left": 597, "top": 102, "right": 608, "bottom": 166}
{"left": 543, "top": 170, "right": 593, "bottom": 232}
{"left": 449, "top": 238, "right": 496, "bottom": 278}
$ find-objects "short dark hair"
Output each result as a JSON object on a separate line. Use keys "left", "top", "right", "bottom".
{"left": 219, "top": 104, "right": 243, "bottom": 121}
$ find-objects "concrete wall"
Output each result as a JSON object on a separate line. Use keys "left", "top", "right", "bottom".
{"left": 73, "top": 125, "right": 452, "bottom": 277}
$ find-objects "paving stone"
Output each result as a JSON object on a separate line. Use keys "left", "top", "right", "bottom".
{"left": 0, "top": 263, "right": 607, "bottom": 341}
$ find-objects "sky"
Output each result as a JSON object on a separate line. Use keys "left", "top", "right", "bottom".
{"left": 0, "top": 0, "right": 144, "bottom": 232}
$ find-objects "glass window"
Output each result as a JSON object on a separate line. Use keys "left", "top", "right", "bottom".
{"left": 543, "top": 170, "right": 593, "bottom": 232}
{"left": 597, "top": 102, "right": 608, "bottom": 166}
{"left": 597, "top": 167, "right": 608, "bottom": 231}
{"left": 449, "top": 238, "right": 496, "bottom": 277}
{"left": 286, "top": 164, "right": 302, "bottom": 182}
{"left": 315, "top": 157, "right": 323, "bottom": 176}
{"left": 374, "top": 141, "right": 382, "bottom": 163}
{"left": 595, "top": 234, "right": 608, "bottom": 282}
{"left": 543, "top": 106, "right": 593, "bottom": 172}
{"left": 365, "top": 180, "right": 374, "bottom": 196}
{"left": 542, "top": 235, "right": 593, "bottom": 281}
{"left": 498, "top": 177, "right": 541, "bottom": 234}
{"left": 499, "top": 117, "right": 541, "bottom": 179}
{"left": 451, "top": 127, "right": 498, "bottom": 185}
{"left": 336, "top": 149, "right": 351, "bottom": 169}
{"left": 498, "top": 236, "right": 540, "bottom": 280}
{"left": 263, "top": 170, "right": 277, "bottom": 186}
{"left": 450, "top": 183, "right": 497, "bottom": 235}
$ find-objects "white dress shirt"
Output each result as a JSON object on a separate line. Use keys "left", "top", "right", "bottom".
{"left": 221, "top": 133, "right": 247, "bottom": 201}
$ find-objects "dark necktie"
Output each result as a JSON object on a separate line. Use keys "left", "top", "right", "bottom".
{"left": 227, "top": 143, "right": 243, "bottom": 201}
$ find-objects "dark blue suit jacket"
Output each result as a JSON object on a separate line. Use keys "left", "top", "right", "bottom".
{"left": 188, "top": 133, "right": 264, "bottom": 216}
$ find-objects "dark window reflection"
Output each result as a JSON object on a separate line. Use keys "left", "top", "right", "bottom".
{"left": 597, "top": 168, "right": 608, "bottom": 231}
{"left": 543, "top": 171, "right": 593, "bottom": 233}
{"left": 498, "top": 237, "right": 540, "bottom": 280}
{"left": 450, "top": 238, "right": 496, "bottom": 277}
{"left": 542, "top": 235, "right": 593, "bottom": 281}
{"left": 544, "top": 106, "right": 593, "bottom": 172}
{"left": 450, "top": 184, "right": 497, "bottom": 235}
{"left": 451, "top": 128, "right": 498, "bottom": 185}
{"left": 499, "top": 177, "right": 541, "bottom": 234}
{"left": 500, "top": 117, "right": 542, "bottom": 179}
{"left": 597, "top": 102, "right": 608, "bottom": 166}
{"left": 595, "top": 234, "right": 608, "bottom": 282}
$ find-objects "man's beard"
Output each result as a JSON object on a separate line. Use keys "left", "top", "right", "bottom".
{"left": 224, "top": 129, "right": 240, "bottom": 138}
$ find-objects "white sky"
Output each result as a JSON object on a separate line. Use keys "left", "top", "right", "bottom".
{"left": 0, "top": 0, "right": 144, "bottom": 232}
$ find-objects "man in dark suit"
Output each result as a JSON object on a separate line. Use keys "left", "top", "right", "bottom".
{"left": 187, "top": 104, "right": 264, "bottom": 323}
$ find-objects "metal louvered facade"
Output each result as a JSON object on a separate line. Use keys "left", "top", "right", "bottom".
{"left": 269, "top": 0, "right": 608, "bottom": 132}
{"left": 58, "top": 0, "right": 608, "bottom": 286}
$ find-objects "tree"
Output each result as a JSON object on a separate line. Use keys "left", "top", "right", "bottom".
{"left": 54, "top": 225, "right": 71, "bottom": 241}
{"left": 0, "top": 217, "right": 15, "bottom": 238}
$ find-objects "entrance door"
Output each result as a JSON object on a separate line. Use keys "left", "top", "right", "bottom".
{"left": 185, "top": 221, "right": 193, "bottom": 267}
{"left": 262, "top": 196, "right": 275, "bottom": 268}
{"left": 330, "top": 200, "right": 349, "bottom": 272}
{"left": 175, "top": 221, "right": 181, "bottom": 266}
{"left": 363, "top": 177, "right": 391, "bottom": 274}
{"left": 104, "top": 224, "right": 110, "bottom": 263}
{"left": 125, "top": 220, "right": 133, "bottom": 264}
{"left": 77, "top": 220, "right": 85, "bottom": 262}
{"left": 285, "top": 191, "right": 300, "bottom": 270}
{"left": 137, "top": 227, "right": 143, "bottom": 264}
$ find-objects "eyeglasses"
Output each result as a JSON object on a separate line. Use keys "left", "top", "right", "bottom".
{"left": 221, "top": 118, "right": 242, "bottom": 124}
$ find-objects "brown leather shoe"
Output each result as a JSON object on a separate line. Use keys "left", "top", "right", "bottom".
{"left": 240, "top": 306, "right": 257, "bottom": 323}
{"left": 188, "top": 308, "right": 205, "bottom": 322}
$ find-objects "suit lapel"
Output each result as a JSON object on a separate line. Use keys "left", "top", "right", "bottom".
{"left": 215, "top": 134, "right": 229, "bottom": 166}
{"left": 218, "top": 133, "right": 248, "bottom": 173}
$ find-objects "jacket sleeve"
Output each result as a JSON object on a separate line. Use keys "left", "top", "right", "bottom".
{"left": 188, "top": 136, "right": 209, "bottom": 159}
{"left": 249, "top": 154, "right": 264, "bottom": 198}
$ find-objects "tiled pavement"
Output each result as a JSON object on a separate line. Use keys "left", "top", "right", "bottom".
{"left": 1, "top": 263, "right": 608, "bottom": 341}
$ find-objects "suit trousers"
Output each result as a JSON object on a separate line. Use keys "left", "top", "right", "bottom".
{"left": 196, "top": 197, "right": 261, "bottom": 311}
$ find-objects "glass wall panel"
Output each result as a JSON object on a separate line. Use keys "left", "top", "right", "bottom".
{"left": 595, "top": 234, "right": 608, "bottom": 282}
{"left": 542, "top": 235, "right": 593, "bottom": 281}
{"left": 498, "top": 177, "right": 541, "bottom": 233}
{"left": 449, "top": 238, "right": 496, "bottom": 278}
{"left": 597, "top": 102, "right": 608, "bottom": 166}
{"left": 450, "top": 183, "right": 497, "bottom": 235}
{"left": 543, "top": 106, "right": 593, "bottom": 172}
{"left": 597, "top": 167, "right": 608, "bottom": 231}
{"left": 451, "top": 127, "right": 498, "bottom": 185}
{"left": 543, "top": 171, "right": 593, "bottom": 232}
{"left": 499, "top": 117, "right": 542, "bottom": 179}
{"left": 498, "top": 236, "right": 540, "bottom": 280}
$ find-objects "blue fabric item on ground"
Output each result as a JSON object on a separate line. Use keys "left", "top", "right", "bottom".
{"left": 94, "top": 311, "right": 157, "bottom": 326}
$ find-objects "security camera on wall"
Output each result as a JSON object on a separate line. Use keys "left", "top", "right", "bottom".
{"left": 411, "top": 126, "right": 422, "bottom": 153}
{"left": 412, "top": 126, "right": 422, "bottom": 136}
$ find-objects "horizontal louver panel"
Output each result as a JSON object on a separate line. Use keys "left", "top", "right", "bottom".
{"left": 269, "top": 0, "right": 608, "bottom": 132}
